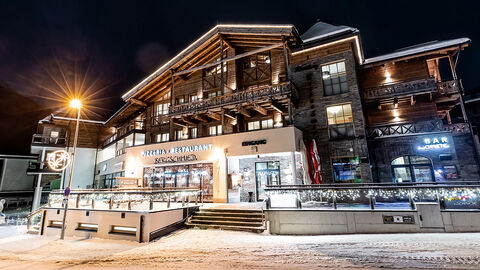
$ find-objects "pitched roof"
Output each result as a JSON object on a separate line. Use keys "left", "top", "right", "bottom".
{"left": 301, "top": 21, "right": 358, "bottom": 44}
{"left": 363, "top": 38, "right": 471, "bottom": 65}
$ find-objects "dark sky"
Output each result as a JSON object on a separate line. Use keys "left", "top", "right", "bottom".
{"left": 1, "top": 0, "right": 480, "bottom": 153}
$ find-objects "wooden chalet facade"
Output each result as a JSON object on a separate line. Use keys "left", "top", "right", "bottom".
{"left": 30, "top": 22, "right": 479, "bottom": 203}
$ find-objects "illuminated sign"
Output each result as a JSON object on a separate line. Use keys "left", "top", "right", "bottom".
{"left": 46, "top": 150, "right": 71, "bottom": 171}
{"left": 417, "top": 137, "right": 450, "bottom": 151}
{"left": 142, "top": 144, "right": 213, "bottom": 157}
{"left": 154, "top": 154, "right": 198, "bottom": 164}
{"left": 242, "top": 139, "right": 267, "bottom": 146}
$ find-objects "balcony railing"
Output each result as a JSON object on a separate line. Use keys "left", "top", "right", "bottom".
{"left": 437, "top": 80, "right": 460, "bottom": 95}
{"left": 102, "top": 119, "right": 145, "bottom": 147}
{"left": 443, "top": 122, "right": 470, "bottom": 135}
{"left": 368, "top": 119, "right": 444, "bottom": 138}
{"left": 31, "top": 134, "right": 67, "bottom": 146}
{"left": 363, "top": 78, "right": 440, "bottom": 100}
{"left": 168, "top": 82, "right": 295, "bottom": 116}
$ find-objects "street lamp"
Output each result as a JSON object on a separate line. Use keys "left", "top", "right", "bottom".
{"left": 60, "top": 98, "right": 82, "bottom": 240}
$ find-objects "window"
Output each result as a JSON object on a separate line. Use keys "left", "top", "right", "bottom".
{"left": 391, "top": 155, "right": 434, "bottom": 183}
{"left": 154, "top": 102, "right": 170, "bottom": 125}
{"left": 116, "top": 139, "right": 125, "bottom": 156}
{"left": 322, "top": 61, "right": 348, "bottom": 96}
{"left": 176, "top": 129, "right": 184, "bottom": 140}
{"left": 177, "top": 96, "right": 185, "bottom": 104}
{"left": 156, "top": 133, "right": 169, "bottom": 143}
{"left": 190, "top": 95, "right": 198, "bottom": 102}
{"left": 261, "top": 119, "right": 274, "bottom": 129}
{"left": 134, "top": 133, "right": 145, "bottom": 146}
{"left": 248, "top": 121, "right": 260, "bottom": 131}
{"left": 190, "top": 127, "right": 197, "bottom": 139}
{"left": 207, "top": 90, "right": 222, "bottom": 98}
{"left": 205, "top": 61, "right": 227, "bottom": 76}
{"left": 208, "top": 125, "right": 222, "bottom": 136}
{"left": 332, "top": 157, "right": 361, "bottom": 183}
{"left": 326, "top": 104, "right": 354, "bottom": 138}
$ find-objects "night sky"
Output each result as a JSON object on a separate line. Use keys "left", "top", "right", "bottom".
{"left": 1, "top": 0, "right": 480, "bottom": 154}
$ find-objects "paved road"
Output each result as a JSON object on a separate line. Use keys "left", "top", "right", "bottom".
{"left": 0, "top": 227, "right": 479, "bottom": 269}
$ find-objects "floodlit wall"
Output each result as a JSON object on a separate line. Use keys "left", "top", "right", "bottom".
{"left": 0, "top": 158, "right": 36, "bottom": 191}
{"left": 63, "top": 148, "right": 97, "bottom": 189}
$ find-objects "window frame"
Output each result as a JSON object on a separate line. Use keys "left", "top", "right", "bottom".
{"left": 325, "top": 103, "right": 355, "bottom": 139}
{"left": 321, "top": 60, "right": 348, "bottom": 96}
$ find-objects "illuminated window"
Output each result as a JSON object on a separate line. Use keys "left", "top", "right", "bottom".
{"left": 176, "top": 130, "right": 184, "bottom": 140}
{"left": 156, "top": 133, "right": 169, "bottom": 143}
{"left": 322, "top": 61, "right": 348, "bottom": 96}
{"left": 190, "top": 127, "right": 197, "bottom": 139}
{"left": 332, "top": 157, "right": 361, "bottom": 183}
{"left": 208, "top": 125, "right": 222, "bottom": 136}
{"left": 153, "top": 99, "right": 170, "bottom": 125}
{"left": 261, "top": 119, "right": 274, "bottom": 129}
{"left": 326, "top": 104, "right": 354, "bottom": 138}
{"left": 207, "top": 90, "right": 222, "bottom": 98}
{"left": 248, "top": 121, "right": 260, "bottom": 131}
{"left": 190, "top": 95, "right": 198, "bottom": 102}
{"left": 391, "top": 155, "right": 433, "bottom": 183}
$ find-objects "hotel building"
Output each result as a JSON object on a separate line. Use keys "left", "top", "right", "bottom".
{"left": 28, "top": 22, "right": 479, "bottom": 205}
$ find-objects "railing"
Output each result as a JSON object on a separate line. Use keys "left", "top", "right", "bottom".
{"left": 31, "top": 134, "right": 67, "bottom": 146}
{"left": 444, "top": 122, "right": 470, "bottom": 135}
{"left": 264, "top": 183, "right": 480, "bottom": 210}
{"left": 27, "top": 205, "right": 45, "bottom": 231}
{"left": 152, "top": 114, "right": 169, "bottom": 126}
{"left": 368, "top": 119, "right": 443, "bottom": 138}
{"left": 102, "top": 119, "right": 145, "bottom": 147}
{"left": 437, "top": 79, "right": 460, "bottom": 95}
{"left": 47, "top": 188, "right": 201, "bottom": 211}
{"left": 363, "top": 78, "right": 437, "bottom": 100}
{"left": 168, "top": 82, "right": 295, "bottom": 116}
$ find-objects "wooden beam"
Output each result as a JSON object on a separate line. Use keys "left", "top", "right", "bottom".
{"left": 253, "top": 103, "right": 267, "bottom": 115}
{"left": 207, "top": 112, "right": 222, "bottom": 121}
{"left": 193, "top": 114, "right": 209, "bottom": 123}
{"left": 270, "top": 100, "right": 284, "bottom": 113}
{"left": 129, "top": 98, "right": 147, "bottom": 107}
{"left": 173, "top": 43, "right": 283, "bottom": 77}
{"left": 223, "top": 109, "right": 236, "bottom": 119}
{"left": 181, "top": 116, "right": 197, "bottom": 126}
{"left": 172, "top": 119, "right": 187, "bottom": 128}
{"left": 410, "top": 96, "right": 416, "bottom": 106}
{"left": 236, "top": 106, "right": 251, "bottom": 117}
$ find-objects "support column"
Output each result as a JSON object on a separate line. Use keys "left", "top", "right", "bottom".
{"left": 32, "top": 147, "right": 46, "bottom": 210}
{"left": 219, "top": 36, "right": 225, "bottom": 95}
{"left": 290, "top": 151, "right": 297, "bottom": 185}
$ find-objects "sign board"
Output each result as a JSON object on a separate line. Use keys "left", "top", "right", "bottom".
{"left": 118, "top": 177, "right": 140, "bottom": 188}
{"left": 64, "top": 187, "right": 70, "bottom": 197}
{"left": 417, "top": 136, "right": 451, "bottom": 151}
{"left": 383, "top": 215, "right": 415, "bottom": 224}
{"left": 242, "top": 139, "right": 267, "bottom": 147}
{"left": 46, "top": 150, "right": 71, "bottom": 171}
{"left": 62, "top": 196, "right": 69, "bottom": 205}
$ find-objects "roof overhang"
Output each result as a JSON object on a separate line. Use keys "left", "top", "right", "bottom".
{"left": 362, "top": 38, "right": 471, "bottom": 67}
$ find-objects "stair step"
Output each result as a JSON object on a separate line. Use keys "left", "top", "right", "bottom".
{"left": 186, "top": 223, "right": 265, "bottom": 233}
{"left": 196, "top": 212, "right": 264, "bottom": 217}
{"left": 193, "top": 215, "right": 263, "bottom": 222}
{"left": 199, "top": 208, "right": 263, "bottom": 213}
{"left": 190, "top": 219, "right": 263, "bottom": 227}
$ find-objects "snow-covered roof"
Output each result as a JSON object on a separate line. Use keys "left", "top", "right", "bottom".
{"left": 301, "top": 21, "right": 358, "bottom": 44}
{"left": 363, "top": 38, "right": 471, "bottom": 65}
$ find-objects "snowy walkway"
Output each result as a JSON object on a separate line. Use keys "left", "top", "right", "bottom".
{"left": 0, "top": 226, "right": 479, "bottom": 269}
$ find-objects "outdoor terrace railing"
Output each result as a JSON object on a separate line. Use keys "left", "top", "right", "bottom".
{"left": 437, "top": 79, "right": 460, "bottom": 95}
{"left": 443, "top": 122, "right": 471, "bottom": 135}
{"left": 47, "top": 188, "right": 201, "bottom": 211}
{"left": 31, "top": 134, "right": 67, "bottom": 146}
{"left": 368, "top": 119, "right": 444, "bottom": 138}
{"left": 168, "top": 82, "right": 296, "bottom": 116}
{"left": 264, "top": 182, "right": 480, "bottom": 210}
{"left": 102, "top": 119, "right": 145, "bottom": 147}
{"left": 363, "top": 78, "right": 437, "bottom": 100}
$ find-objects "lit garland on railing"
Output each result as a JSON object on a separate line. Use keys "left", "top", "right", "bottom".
{"left": 265, "top": 186, "right": 480, "bottom": 205}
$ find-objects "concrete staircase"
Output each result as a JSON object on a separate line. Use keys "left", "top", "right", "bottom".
{"left": 186, "top": 208, "right": 265, "bottom": 233}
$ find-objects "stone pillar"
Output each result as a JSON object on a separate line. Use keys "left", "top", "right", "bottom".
{"left": 290, "top": 151, "right": 297, "bottom": 185}
{"left": 32, "top": 147, "right": 46, "bottom": 210}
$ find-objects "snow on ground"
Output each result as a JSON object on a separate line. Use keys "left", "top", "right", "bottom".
{"left": 0, "top": 226, "right": 479, "bottom": 269}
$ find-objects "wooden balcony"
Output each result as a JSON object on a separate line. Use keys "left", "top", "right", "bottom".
{"left": 368, "top": 120, "right": 444, "bottom": 138}
{"left": 362, "top": 78, "right": 458, "bottom": 101}
{"left": 443, "top": 122, "right": 470, "bottom": 135}
{"left": 168, "top": 82, "right": 295, "bottom": 116}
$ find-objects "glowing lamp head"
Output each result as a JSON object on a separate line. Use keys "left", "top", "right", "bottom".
{"left": 70, "top": 99, "right": 82, "bottom": 109}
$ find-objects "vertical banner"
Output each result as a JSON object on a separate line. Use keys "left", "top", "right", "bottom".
{"left": 310, "top": 139, "right": 323, "bottom": 184}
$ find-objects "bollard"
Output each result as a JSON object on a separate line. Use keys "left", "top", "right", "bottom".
{"left": 128, "top": 199, "right": 132, "bottom": 210}
{"left": 333, "top": 196, "right": 337, "bottom": 210}
{"left": 92, "top": 199, "right": 95, "bottom": 209}
{"left": 149, "top": 199, "right": 153, "bottom": 210}
{"left": 167, "top": 195, "right": 170, "bottom": 208}
{"left": 109, "top": 196, "right": 113, "bottom": 210}
{"left": 369, "top": 195, "right": 376, "bottom": 210}
{"left": 76, "top": 195, "right": 80, "bottom": 208}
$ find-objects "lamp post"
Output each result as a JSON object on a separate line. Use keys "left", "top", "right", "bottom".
{"left": 60, "top": 98, "right": 82, "bottom": 240}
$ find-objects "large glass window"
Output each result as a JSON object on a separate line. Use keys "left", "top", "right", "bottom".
{"left": 134, "top": 133, "right": 145, "bottom": 146}
{"left": 208, "top": 125, "right": 222, "bottom": 136}
{"left": 156, "top": 133, "right": 169, "bottom": 143}
{"left": 322, "top": 61, "right": 348, "bottom": 96}
{"left": 153, "top": 93, "right": 170, "bottom": 125}
{"left": 255, "top": 161, "right": 280, "bottom": 201}
{"left": 190, "top": 127, "right": 198, "bottom": 139}
{"left": 391, "top": 155, "right": 434, "bottom": 183}
{"left": 248, "top": 119, "right": 274, "bottom": 131}
{"left": 332, "top": 157, "right": 361, "bottom": 183}
{"left": 326, "top": 104, "right": 354, "bottom": 138}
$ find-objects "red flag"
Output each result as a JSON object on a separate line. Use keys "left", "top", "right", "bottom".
{"left": 310, "top": 139, "right": 323, "bottom": 184}
{"left": 304, "top": 140, "right": 315, "bottom": 184}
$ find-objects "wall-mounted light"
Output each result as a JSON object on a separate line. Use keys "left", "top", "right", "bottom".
{"left": 385, "top": 70, "right": 392, "bottom": 83}
{"left": 393, "top": 109, "right": 400, "bottom": 122}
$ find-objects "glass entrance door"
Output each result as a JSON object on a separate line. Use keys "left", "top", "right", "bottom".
{"left": 255, "top": 161, "right": 280, "bottom": 201}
